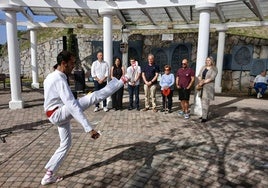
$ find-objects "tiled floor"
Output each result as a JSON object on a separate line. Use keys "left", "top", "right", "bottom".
{"left": 0, "top": 87, "right": 267, "bottom": 187}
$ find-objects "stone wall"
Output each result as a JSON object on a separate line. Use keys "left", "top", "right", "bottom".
{"left": 222, "top": 34, "right": 268, "bottom": 92}
{"left": 0, "top": 32, "right": 267, "bottom": 92}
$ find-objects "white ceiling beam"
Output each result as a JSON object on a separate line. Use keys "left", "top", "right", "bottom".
{"left": 10, "top": 0, "right": 198, "bottom": 10}
{"left": 82, "top": 9, "right": 98, "bottom": 24}
{"left": 34, "top": 22, "right": 120, "bottom": 30}
{"left": 221, "top": 20, "right": 268, "bottom": 28}
{"left": 175, "top": 7, "right": 190, "bottom": 24}
{"left": 164, "top": 8, "right": 173, "bottom": 22}
{"left": 19, "top": 7, "right": 33, "bottom": 22}
{"left": 140, "top": 9, "right": 156, "bottom": 25}
{"left": 75, "top": 9, "right": 83, "bottom": 17}
{"left": 115, "top": 10, "right": 126, "bottom": 25}
{"left": 51, "top": 7, "right": 66, "bottom": 23}
{"left": 249, "top": 0, "right": 264, "bottom": 21}
{"left": 128, "top": 20, "right": 268, "bottom": 30}
{"left": 9, "top": 0, "right": 243, "bottom": 10}
{"left": 3, "top": 20, "right": 266, "bottom": 31}
{"left": 207, "top": 0, "right": 240, "bottom": 3}
{"left": 131, "top": 20, "right": 268, "bottom": 30}
{"left": 215, "top": 4, "right": 226, "bottom": 23}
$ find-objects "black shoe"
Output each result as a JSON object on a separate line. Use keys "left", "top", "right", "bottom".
{"left": 136, "top": 108, "right": 140, "bottom": 111}
{"left": 128, "top": 107, "right": 133, "bottom": 110}
{"left": 201, "top": 118, "right": 207, "bottom": 123}
{"left": 200, "top": 115, "right": 208, "bottom": 120}
{"left": 168, "top": 109, "right": 172, "bottom": 113}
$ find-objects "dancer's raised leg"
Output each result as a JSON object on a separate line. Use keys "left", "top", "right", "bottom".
{"left": 79, "top": 77, "right": 127, "bottom": 111}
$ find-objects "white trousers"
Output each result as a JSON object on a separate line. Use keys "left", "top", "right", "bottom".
{"left": 45, "top": 78, "right": 124, "bottom": 173}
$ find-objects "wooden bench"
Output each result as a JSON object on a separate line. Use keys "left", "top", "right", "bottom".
{"left": 0, "top": 74, "right": 25, "bottom": 91}
{"left": 248, "top": 86, "right": 253, "bottom": 96}
{"left": 247, "top": 79, "right": 267, "bottom": 97}
{"left": 0, "top": 74, "right": 6, "bottom": 89}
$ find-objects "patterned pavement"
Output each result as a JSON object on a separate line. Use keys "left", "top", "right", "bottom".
{"left": 0, "top": 86, "right": 267, "bottom": 188}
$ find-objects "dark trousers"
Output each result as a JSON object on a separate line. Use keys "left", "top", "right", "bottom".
{"left": 254, "top": 83, "right": 267, "bottom": 95}
{"left": 94, "top": 80, "right": 107, "bottom": 107}
{"left": 112, "top": 86, "right": 124, "bottom": 109}
{"left": 128, "top": 84, "right": 140, "bottom": 109}
{"left": 162, "top": 90, "right": 173, "bottom": 110}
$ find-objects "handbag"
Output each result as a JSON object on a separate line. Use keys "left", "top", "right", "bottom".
{"left": 195, "top": 84, "right": 203, "bottom": 91}
{"left": 162, "top": 88, "right": 171, "bottom": 96}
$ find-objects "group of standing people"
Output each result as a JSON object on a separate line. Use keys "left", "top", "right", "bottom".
{"left": 91, "top": 52, "right": 142, "bottom": 112}
{"left": 177, "top": 56, "right": 217, "bottom": 123}
{"left": 144, "top": 55, "right": 218, "bottom": 124}
{"left": 91, "top": 51, "right": 218, "bottom": 124}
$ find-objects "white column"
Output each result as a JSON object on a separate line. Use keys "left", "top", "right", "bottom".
{"left": 215, "top": 26, "right": 227, "bottom": 93}
{"left": 121, "top": 28, "right": 130, "bottom": 69}
{"left": 99, "top": 8, "right": 115, "bottom": 109}
{"left": 99, "top": 8, "right": 115, "bottom": 67}
{"left": 4, "top": 6, "right": 24, "bottom": 109}
{"left": 30, "top": 28, "right": 40, "bottom": 89}
{"left": 192, "top": 2, "right": 215, "bottom": 116}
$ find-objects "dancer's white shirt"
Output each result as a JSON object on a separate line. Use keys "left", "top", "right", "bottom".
{"left": 43, "top": 70, "right": 92, "bottom": 131}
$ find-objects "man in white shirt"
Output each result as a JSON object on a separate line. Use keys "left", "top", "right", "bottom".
{"left": 126, "top": 58, "right": 141, "bottom": 110}
{"left": 254, "top": 70, "right": 268, "bottom": 98}
{"left": 91, "top": 51, "right": 110, "bottom": 112}
{"left": 41, "top": 51, "right": 128, "bottom": 185}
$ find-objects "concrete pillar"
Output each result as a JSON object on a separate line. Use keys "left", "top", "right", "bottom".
{"left": 215, "top": 26, "right": 227, "bottom": 93}
{"left": 99, "top": 8, "right": 115, "bottom": 109}
{"left": 121, "top": 28, "right": 130, "bottom": 69}
{"left": 29, "top": 28, "right": 40, "bottom": 89}
{"left": 2, "top": 5, "right": 24, "bottom": 109}
{"left": 192, "top": 2, "right": 215, "bottom": 116}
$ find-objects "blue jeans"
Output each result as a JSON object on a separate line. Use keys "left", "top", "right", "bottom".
{"left": 254, "top": 83, "right": 267, "bottom": 95}
{"left": 128, "top": 84, "right": 140, "bottom": 109}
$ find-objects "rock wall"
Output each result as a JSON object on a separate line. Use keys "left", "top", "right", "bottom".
{"left": 0, "top": 32, "right": 267, "bottom": 92}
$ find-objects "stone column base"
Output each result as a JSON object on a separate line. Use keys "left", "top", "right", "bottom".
{"left": 9, "top": 100, "right": 24, "bottom": 109}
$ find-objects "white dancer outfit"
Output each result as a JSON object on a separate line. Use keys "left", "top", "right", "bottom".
{"left": 43, "top": 70, "right": 125, "bottom": 182}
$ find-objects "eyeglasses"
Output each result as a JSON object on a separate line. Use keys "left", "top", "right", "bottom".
{"left": 165, "top": 69, "right": 170, "bottom": 71}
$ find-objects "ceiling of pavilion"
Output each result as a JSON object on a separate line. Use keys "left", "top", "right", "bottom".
{"left": 0, "top": 0, "right": 268, "bottom": 31}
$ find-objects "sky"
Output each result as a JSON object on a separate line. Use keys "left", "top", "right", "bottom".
{"left": 0, "top": 11, "right": 55, "bottom": 44}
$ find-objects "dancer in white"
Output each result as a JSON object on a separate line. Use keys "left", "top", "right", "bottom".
{"left": 41, "top": 51, "right": 128, "bottom": 185}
